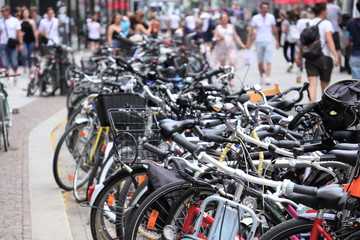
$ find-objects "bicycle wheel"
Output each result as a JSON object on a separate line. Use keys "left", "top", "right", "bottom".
{"left": 53, "top": 122, "right": 91, "bottom": 190}
{"left": 125, "top": 181, "right": 193, "bottom": 240}
{"left": 65, "top": 104, "right": 84, "bottom": 130}
{"left": 40, "top": 69, "right": 57, "bottom": 96}
{"left": 0, "top": 96, "right": 9, "bottom": 151}
{"left": 165, "top": 186, "right": 216, "bottom": 237}
{"left": 90, "top": 166, "right": 148, "bottom": 240}
{"left": 27, "top": 69, "right": 41, "bottom": 96}
{"left": 259, "top": 218, "right": 336, "bottom": 240}
{"left": 73, "top": 131, "right": 108, "bottom": 202}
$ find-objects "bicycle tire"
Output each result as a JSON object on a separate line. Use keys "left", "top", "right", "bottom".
{"left": 73, "top": 131, "right": 108, "bottom": 202}
{"left": 125, "top": 180, "right": 192, "bottom": 240}
{"left": 90, "top": 166, "right": 148, "bottom": 240}
{"left": 53, "top": 122, "right": 90, "bottom": 190}
{"left": 27, "top": 69, "right": 40, "bottom": 96}
{"left": 40, "top": 69, "right": 57, "bottom": 96}
{"left": 259, "top": 218, "right": 335, "bottom": 240}
{"left": 65, "top": 104, "right": 83, "bottom": 130}
{"left": 165, "top": 186, "right": 216, "bottom": 237}
{"left": 0, "top": 96, "right": 9, "bottom": 151}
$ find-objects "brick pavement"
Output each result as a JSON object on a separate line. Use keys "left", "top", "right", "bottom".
{"left": 0, "top": 96, "right": 66, "bottom": 240}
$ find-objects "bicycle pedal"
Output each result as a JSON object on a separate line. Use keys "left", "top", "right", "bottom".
{"left": 11, "top": 108, "right": 19, "bottom": 114}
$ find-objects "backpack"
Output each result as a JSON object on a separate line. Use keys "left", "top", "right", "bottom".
{"left": 286, "top": 22, "right": 300, "bottom": 43}
{"left": 207, "top": 18, "right": 216, "bottom": 32}
{"left": 300, "top": 20, "right": 324, "bottom": 60}
{"left": 320, "top": 79, "right": 360, "bottom": 131}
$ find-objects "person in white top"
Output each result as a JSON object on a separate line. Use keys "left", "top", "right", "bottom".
{"left": 213, "top": 12, "right": 246, "bottom": 86}
{"left": 159, "top": 11, "right": 169, "bottom": 35}
{"left": 87, "top": 17, "right": 101, "bottom": 52}
{"left": 169, "top": 12, "right": 181, "bottom": 35}
{"left": 246, "top": 3, "right": 280, "bottom": 85}
{"left": 295, "top": 3, "right": 339, "bottom": 102}
{"left": 38, "top": 7, "right": 60, "bottom": 45}
{"left": 0, "top": 5, "right": 23, "bottom": 73}
{"left": 185, "top": 12, "right": 197, "bottom": 33}
{"left": 326, "top": 0, "right": 342, "bottom": 70}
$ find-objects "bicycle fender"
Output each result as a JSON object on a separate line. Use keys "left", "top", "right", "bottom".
{"left": 74, "top": 118, "right": 89, "bottom": 125}
{"left": 86, "top": 183, "right": 104, "bottom": 224}
{"left": 297, "top": 212, "right": 336, "bottom": 221}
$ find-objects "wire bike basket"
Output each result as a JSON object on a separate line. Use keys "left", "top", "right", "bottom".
{"left": 94, "top": 92, "right": 160, "bottom": 164}
{"left": 108, "top": 107, "right": 161, "bottom": 164}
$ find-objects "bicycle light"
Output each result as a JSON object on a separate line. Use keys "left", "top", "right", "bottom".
{"left": 242, "top": 196, "right": 257, "bottom": 211}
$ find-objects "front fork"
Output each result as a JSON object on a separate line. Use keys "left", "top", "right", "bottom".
{"left": 309, "top": 210, "right": 334, "bottom": 240}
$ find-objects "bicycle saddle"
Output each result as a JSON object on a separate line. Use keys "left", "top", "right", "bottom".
{"left": 201, "top": 83, "right": 225, "bottom": 92}
{"left": 287, "top": 184, "right": 347, "bottom": 210}
{"left": 224, "top": 93, "right": 250, "bottom": 104}
{"left": 331, "top": 130, "right": 360, "bottom": 143}
{"left": 334, "top": 143, "right": 359, "bottom": 150}
{"left": 268, "top": 99, "right": 296, "bottom": 111}
{"left": 328, "top": 149, "right": 358, "bottom": 166}
{"left": 160, "top": 119, "right": 195, "bottom": 139}
{"left": 202, "top": 124, "right": 228, "bottom": 135}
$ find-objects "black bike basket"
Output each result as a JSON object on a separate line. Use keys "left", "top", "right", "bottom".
{"left": 94, "top": 92, "right": 147, "bottom": 127}
{"left": 108, "top": 107, "right": 161, "bottom": 164}
{"left": 320, "top": 79, "right": 360, "bottom": 131}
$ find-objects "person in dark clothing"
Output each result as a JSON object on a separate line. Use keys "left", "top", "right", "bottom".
{"left": 20, "top": 8, "right": 38, "bottom": 72}
{"left": 346, "top": 0, "right": 360, "bottom": 79}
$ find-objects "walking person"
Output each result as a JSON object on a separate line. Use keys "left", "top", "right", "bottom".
{"left": 212, "top": 12, "right": 246, "bottom": 86}
{"left": 281, "top": 11, "right": 298, "bottom": 72}
{"left": 107, "top": 13, "right": 123, "bottom": 48}
{"left": 0, "top": 5, "right": 23, "bottom": 74}
{"left": 169, "top": 11, "right": 181, "bottom": 36}
{"left": 295, "top": 3, "right": 339, "bottom": 102}
{"left": 87, "top": 16, "right": 101, "bottom": 52}
{"left": 326, "top": 0, "right": 342, "bottom": 71}
{"left": 38, "top": 7, "right": 60, "bottom": 46}
{"left": 30, "top": 6, "right": 42, "bottom": 28}
{"left": 20, "top": 8, "right": 38, "bottom": 73}
{"left": 246, "top": 2, "right": 280, "bottom": 85}
{"left": 159, "top": 11, "right": 169, "bottom": 36}
{"left": 345, "top": 0, "right": 360, "bottom": 79}
{"left": 198, "top": 9, "right": 212, "bottom": 48}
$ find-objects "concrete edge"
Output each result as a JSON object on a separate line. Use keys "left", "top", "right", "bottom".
{"left": 29, "top": 107, "right": 73, "bottom": 240}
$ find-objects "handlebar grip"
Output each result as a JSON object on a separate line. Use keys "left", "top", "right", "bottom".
{"left": 171, "top": 132, "right": 205, "bottom": 157}
{"left": 288, "top": 102, "right": 319, "bottom": 130}
{"left": 143, "top": 142, "right": 171, "bottom": 159}
{"left": 202, "top": 134, "right": 229, "bottom": 143}
{"left": 270, "top": 139, "right": 300, "bottom": 148}
{"left": 203, "top": 119, "right": 222, "bottom": 128}
{"left": 293, "top": 184, "right": 318, "bottom": 196}
{"left": 272, "top": 107, "right": 289, "bottom": 117}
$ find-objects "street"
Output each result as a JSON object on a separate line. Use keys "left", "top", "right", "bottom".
{"left": 0, "top": 44, "right": 352, "bottom": 240}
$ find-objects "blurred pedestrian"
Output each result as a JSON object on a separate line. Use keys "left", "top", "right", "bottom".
{"left": 159, "top": 11, "right": 169, "bottom": 35}
{"left": 295, "top": 3, "right": 339, "bottom": 102}
{"left": 0, "top": 5, "right": 23, "bottom": 74}
{"left": 148, "top": 12, "right": 160, "bottom": 37}
{"left": 38, "top": 7, "right": 60, "bottom": 45}
{"left": 169, "top": 11, "right": 181, "bottom": 36}
{"left": 212, "top": 12, "right": 246, "bottom": 86}
{"left": 185, "top": 11, "right": 197, "bottom": 33}
{"left": 30, "top": 6, "right": 42, "bottom": 28}
{"left": 107, "top": 13, "right": 123, "bottom": 48}
{"left": 326, "top": 0, "right": 342, "bottom": 71}
{"left": 20, "top": 7, "right": 38, "bottom": 73}
{"left": 281, "top": 11, "right": 298, "bottom": 72}
{"left": 121, "top": 14, "right": 131, "bottom": 37}
{"left": 246, "top": 2, "right": 280, "bottom": 85}
{"left": 88, "top": 16, "right": 101, "bottom": 52}
{"left": 345, "top": 0, "right": 360, "bottom": 79}
{"left": 198, "top": 9, "right": 212, "bottom": 47}
{"left": 131, "top": 11, "right": 152, "bottom": 37}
